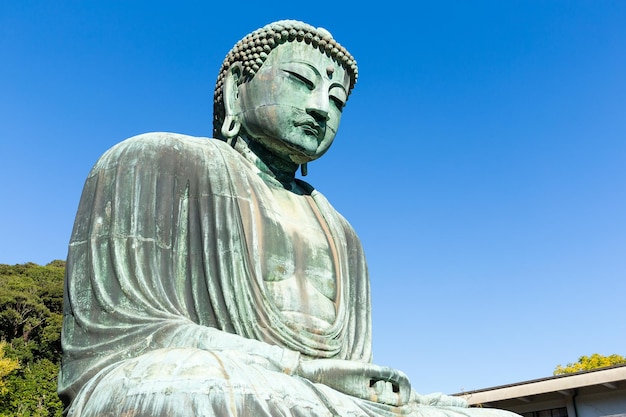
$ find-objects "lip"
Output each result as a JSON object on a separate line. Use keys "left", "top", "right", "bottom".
{"left": 294, "top": 119, "right": 322, "bottom": 138}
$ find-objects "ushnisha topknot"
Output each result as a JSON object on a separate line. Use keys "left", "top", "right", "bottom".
{"left": 213, "top": 20, "right": 358, "bottom": 137}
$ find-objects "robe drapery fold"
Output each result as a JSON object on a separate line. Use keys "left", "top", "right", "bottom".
{"left": 60, "top": 132, "right": 372, "bottom": 414}
{"left": 60, "top": 132, "right": 520, "bottom": 417}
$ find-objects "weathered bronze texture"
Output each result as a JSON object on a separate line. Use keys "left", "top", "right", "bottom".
{"left": 59, "top": 19, "right": 520, "bottom": 417}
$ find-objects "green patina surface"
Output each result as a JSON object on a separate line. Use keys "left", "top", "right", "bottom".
{"left": 59, "top": 19, "right": 520, "bottom": 417}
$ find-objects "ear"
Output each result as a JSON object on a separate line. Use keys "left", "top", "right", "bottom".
{"left": 221, "top": 62, "right": 243, "bottom": 140}
{"left": 223, "top": 62, "right": 242, "bottom": 117}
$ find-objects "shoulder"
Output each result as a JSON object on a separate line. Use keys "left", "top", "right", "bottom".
{"left": 97, "top": 132, "right": 232, "bottom": 162}
{"left": 90, "top": 132, "right": 239, "bottom": 175}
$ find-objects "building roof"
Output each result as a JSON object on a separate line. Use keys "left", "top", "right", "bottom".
{"left": 454, "top": 364, "right": 626, "bottom": 407}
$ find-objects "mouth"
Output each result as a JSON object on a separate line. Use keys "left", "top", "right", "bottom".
{"left": 294, "top": 119, "right": 323, "bottom": 138}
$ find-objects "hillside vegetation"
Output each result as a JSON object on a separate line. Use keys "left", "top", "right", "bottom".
{"left": 0, "top": 261, "right": 64, "bottom": 417}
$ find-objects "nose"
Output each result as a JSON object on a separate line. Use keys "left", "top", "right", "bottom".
{"left": 305, "top": 90, "right": 330, "bottom": 122}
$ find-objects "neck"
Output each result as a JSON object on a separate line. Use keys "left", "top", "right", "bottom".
{"left": 232, "top": 136, "right": 300, "bottom": 188}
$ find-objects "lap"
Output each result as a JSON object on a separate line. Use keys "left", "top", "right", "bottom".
{"left": 68, "top": 348, "right": 335, "bottom": 417}
{"left": 67, "top": 348, "right": 519, "bottom": 417}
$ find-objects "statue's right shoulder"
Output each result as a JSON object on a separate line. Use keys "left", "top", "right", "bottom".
{"left": 91, "top": 132, "right": 235, "bottom": 174}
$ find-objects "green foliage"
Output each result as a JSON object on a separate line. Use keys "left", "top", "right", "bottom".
{"left": 0, "top": 261, "right": 65, "bottom": 417}
{"left": 3, "top": 359, "right": 63, "bottom": 417}
{"left": 554, "top": 353, "right": 626, "bottom": 375}
{"left": 0, "top": 342, "right": 19, "bottom": 395}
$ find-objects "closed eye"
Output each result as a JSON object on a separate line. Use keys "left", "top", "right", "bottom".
{"left": 284, "top": 70, "right": 315, "bottom": 90}
{"left": 330, "top": 95, "right": 345, "bottom": 111}
{"left": 329, "top": 86, "right": 347, "bottom": 111}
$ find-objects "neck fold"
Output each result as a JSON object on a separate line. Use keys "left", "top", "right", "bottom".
{"left": 232, "top": 136, "right": 300, "bottom": 189}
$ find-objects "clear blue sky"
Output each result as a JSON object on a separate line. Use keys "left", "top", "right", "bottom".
{"left": 2, "top": 1, "right": 625, "bottom": 395}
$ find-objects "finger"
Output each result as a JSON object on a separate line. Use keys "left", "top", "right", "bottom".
{"left": 368, "top": 380, "right": 405, "bottom": 407}
{"left": 371, "top": 366, "right": 404, "bottom": 385}
{"left": 368, "top": 368, "right": 411, "bottom": 406}
{"left": 398, "top": 380, "right": 411, "bottom": 405}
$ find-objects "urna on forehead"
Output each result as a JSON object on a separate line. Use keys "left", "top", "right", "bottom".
{"left": 213, "top": 20, "right": 358, "bottom": 113}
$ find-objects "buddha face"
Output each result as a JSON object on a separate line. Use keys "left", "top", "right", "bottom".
{"left": 235, "top": 41, "right": 350, "bottom": 165}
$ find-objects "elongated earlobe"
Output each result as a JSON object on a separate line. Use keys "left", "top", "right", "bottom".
{"left": 221, "top": 62, "right": 243, "bottom": 145}
{"left": 221, "top": 115, "right": 241, "bottom": 145}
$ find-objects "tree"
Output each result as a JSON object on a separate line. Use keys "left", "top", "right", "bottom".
{"left": 0, "top": 261, "right": 64, "bottom": 417}
{"left": 0, "top": 342, "right": 19, "bottom": 396}
{"left": 554, "top": 353, "right": 626, "bottom": 375}
{"left": 4, "top": 359, "right": 62, "bottom": 417}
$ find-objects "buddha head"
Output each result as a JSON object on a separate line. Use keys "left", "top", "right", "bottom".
{"left": 213, "top": 20, "right": 358, "bottom": 168}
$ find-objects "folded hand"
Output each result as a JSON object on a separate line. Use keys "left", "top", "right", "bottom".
{"left": 296, "top": 359, "right": 411, "bottom": 407}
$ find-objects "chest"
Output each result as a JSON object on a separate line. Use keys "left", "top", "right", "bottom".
{"left": 256, "top": 187, "right": 338, "bottom": 327}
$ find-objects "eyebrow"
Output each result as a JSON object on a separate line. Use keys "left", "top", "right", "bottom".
{"left": 330, "top": 82, "right": 348, "bottom": 95}
{"left": 280, "top": 60, "right": 320, "bottom": 74}
{"left": 281, "top": 60, "right": 349, "bottom": 91}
